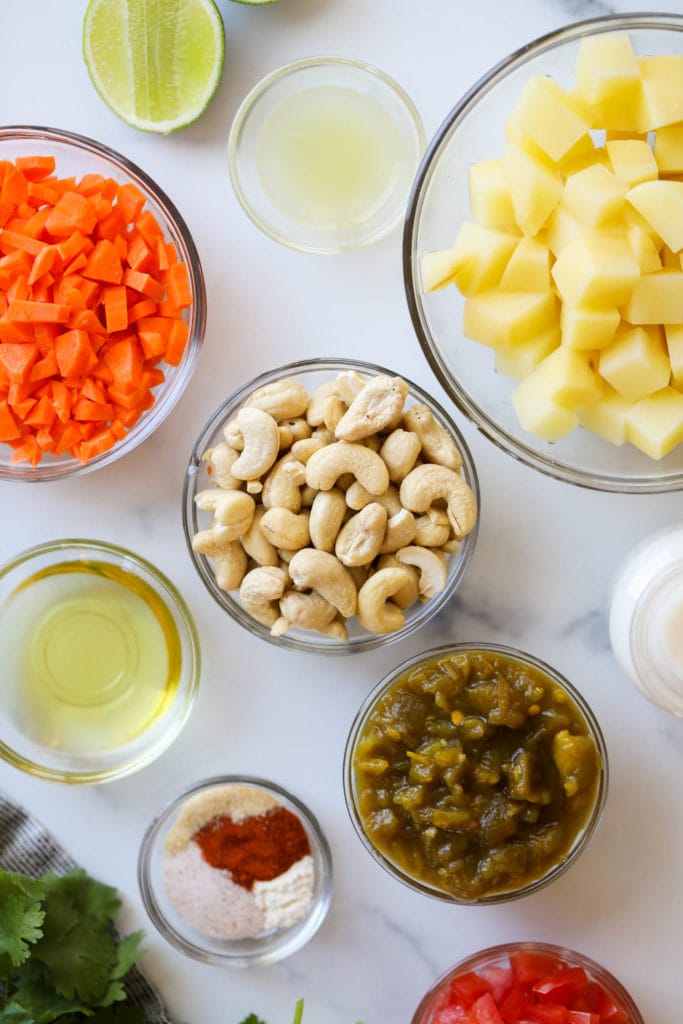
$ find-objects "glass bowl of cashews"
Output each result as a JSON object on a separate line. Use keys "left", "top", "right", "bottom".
{"left": 182, "top": 358, "right": 480, "bottom": 653}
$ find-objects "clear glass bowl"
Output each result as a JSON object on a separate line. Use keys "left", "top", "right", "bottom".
{"left": 138, "top": 775, "right": 333, "bottom": 966}
{"left": 411, "top": 941, "right": 644, "bottom": 1024}
{"left": 182, "top": 357, "right": 480, "bottom": 654}
{"left": 403, "top": 14, "right": 683, "bottom": 493}
{"left": 0, "top": 126, "right": 206, "bottom": 482}
{"left": 228, "top": 56, "right": 425, "bottom": 253}
{"left": 0, "top": 538, "right": 200, "bottom": 783}
{"left": 343, "top": 643, "right": 608, "bottom": 904}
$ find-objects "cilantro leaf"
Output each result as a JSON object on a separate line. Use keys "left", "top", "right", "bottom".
{"left": 110, "top": 932, "right": 144, "bottom": 982}
{"left": 0, "top": 875, "right": 44, "bottom": 971}
{"left": 0, "top": 1002, "right": 35, "bottom": 1024}
{"left": 3, "top": 873, "right": 44, "bottom": 903}
{"left": 40, "top": 871, "right": 120, "bottom": 923}
{"left": 12, "top": 960, "right": 91, "bottom": 1023}
{"left": 59, "top": 1007, "right": 150, "bottom": 1024}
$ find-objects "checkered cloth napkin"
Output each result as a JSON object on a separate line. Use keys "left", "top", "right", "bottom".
{"left": 0, "top": 792, "right": 174, "bottom": 1024}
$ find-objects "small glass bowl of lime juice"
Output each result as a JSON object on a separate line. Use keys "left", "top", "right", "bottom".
{"left": 0, "top": 539, "right": 200, "bottom": 784}
{"left": 228, "top": 56, "right": 425, "bottom": 253}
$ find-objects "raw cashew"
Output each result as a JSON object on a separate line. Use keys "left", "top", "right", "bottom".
{"left": 404, "top": 405, "right": 463, "bottom": 471}
{"left": 380, "top": 429, "right": 422, "bottom": 483}
{"left": 379, "top": 508, "right": 417, "bottom": 554}
{"left": 241, "top": 506, "right": 279, "bottom": 566}
{"left": 345, "top": 481, "right": 402, "bottom": 514}
{"left": 279, "top": 590, "right": 337, "bottom": 632}
{"left": 239, "top": 566, "right": 288, "bottom": 626}
{"left": 246, "top": 480, "right": 263, "bottom": 495}
{"left": 203, "top": 443, "right": 242, "bottom": 490}
{"left": 262, "top": 455, "right": 303, "bottom": 512}
{"left": 400, "top": 464, "right": 477, "bottom": 538}
{"left": 357, "top": 567, "right": 413, "bottom": 634}
{"left": 280, "top": 460, "right": 307, "bottom": 487}
{"left": 277, "top": 425, "right": 294, "bottom": 450}
{"left": 192, "top": 528, "right": 247, "bottom": 591}
{"left": 335, "top": 375, "right": 410, "bottom": 441}
{"left": 222, "top": 418, "right": 244, "bottom": 450}
{"left": 348, "top": 563, "right": 373, "bottom": 590}
{"left": 362, "top": 434, "right": 382, "bottom": 453}
{"left": 288, "top": 549, "right": 358, "bottom": 618}
{"left": 312, "top": 426, "right": 336, "bottom": 446}
{"left": 307, "top": 381, "right": 339, "bottom": 425}
{"left": 318, "top": 617, "right": 349, "bottom": 641}
{"left": 323, "top": 394, "right": 346, "bottom": 433}
{"left": 246, "top": 378, "right": 309, "bottom": 420}
{"left": 194, "top": 489, "right": 255, "bottom": 539}
{"left": 335, "top": 503, "right": 388, "bottom": 567}
{"left": 396, "top": 545, "right": 448, "bottom": 600}
{"left": 231, "top": 408, "right": 280, "bottom": 481}
{"left": 301, "top": 485, "right": 318, "bottom": 507}
{"left": 334, "top": 370, "right": 367, "bottom": 403}
{"left": 309, "top": 489, "right": 347, "bottom": 552}
{"left": 415, "top": 508, "right": 451, "bottom": 547}
{"left": 291, "top": 437, "right": 327, "bottom": 464}
{"left": 279, "top": 418, "right": 311, "bottom": 444}
{"left": 306, "top": 442, "right": 389, "bottom": 495}
{"left": 442, "top": 538, "right": 462, "bottom": 554}
{"left": 261, "top": 508, "right": 311, "bottom": 551}
{"left": 377, "top": 555, "right": 420, "bottom": 610}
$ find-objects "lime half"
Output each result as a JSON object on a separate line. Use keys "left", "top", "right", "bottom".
{"left": 83, "top": 0, "right": 225, "bottom": 134}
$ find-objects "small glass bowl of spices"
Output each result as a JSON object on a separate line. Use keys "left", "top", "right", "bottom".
{"left": 138, "top": 776, "right": 333, "bottom": 966}
{"left": 344, "top": 643, "right": 608, "bottom": 904}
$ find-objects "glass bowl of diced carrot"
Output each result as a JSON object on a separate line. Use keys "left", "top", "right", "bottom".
{"left": 0, "top": 125, "right": 206, "bottom": 481}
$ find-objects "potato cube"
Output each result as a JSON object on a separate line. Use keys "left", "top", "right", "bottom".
{"left": 665, "top": 324, "right": 683, "bottom": 388}
{"left": 546, "top": 205, "right": 584, "bottom": 257}
{"left": 626, "top": 180, "right": 683, "bottom": 251}
{"left": 623, "top": 202, "right": 662, "bottom": 242}
{"left": 622, "top": 271, "right": 683, "bottom": 324}
{"left": 580, "top": 382, "right": 632, "bottom": 446}
{"left": 500, "top": 237, "right": 551, "bottom": 291}
{"left": 469, "top": 159, "right": 515, "bottom": 227}
{"left": 562, "top": 164, "right": 627, "bottom": 227}
{"left": 626, "top": 386, "right": 683, "bottom": 458}
{"left": 494, "top": 326, "right": 560, "bottom": 380}
{"left": 511, "top": 372, "right": 579, "bottom": 442}
{"left": 551, "top": 233, "right": 640, "bottom": 306}
{"left": 637, "top": 56, "right": 683, "bottom": 131}
{"left": 503, "top": 143, "right": 563, "bottom": 235}
{"left": 534, "top": 347, "right": 602, "bottom": 410}
{"left": 561, "top": 305, "right": 620, "bottom": 351}
{"left": 507, "top": 76, "right": 589, "bottom": 163}
{"left": 654, "top": 122, "right": 683, "bottom": 174}
{"left": 421, "top": 250, "right": 461, "bottom": 292}
{"left": 606, "top": 139, "right": 658, "bottom": 187}
{"left": 446, "top": 221, "right": 519, "bottom": 297}
{"left": 575, "top": 33, "right": 640, "bottom": 107}
{"left": 627, "top": 225, "right": 662, "bottom": 273}
{"left": 661, "top": 245, "right": 681, "bottom": 269}
{"left": 599, "top": 324, "right": 671, "bottom": 400}
{"left": 463, "top": 290, "right": 557, "bottom": 349}
{"left": 559, "top": 134, "right": 608, "bottom": 177}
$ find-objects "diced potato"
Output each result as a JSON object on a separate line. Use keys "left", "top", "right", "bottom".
{"left": 559, "top": 134, "right": 607, "bottom": 177}
{"left": 561, "top": 164, "right": 627, "bottom": 227}
{"left": 503, "top": 143, "right": 563, "bottom": 235}
{"left": 622, "top": 202, "right": 662, "bottom": 241}
{"left": 626, "top": 180, "right": 683, "bottom": 251}
{"left": 463, "top": 290, "right": 557, "bottom": 349}
{"left": 533, "top": 347, "right": 602, "bottom": 409}
{"left": 654, "top": 122, "right": 683, "bottom": 174}
{"left": 622, "top": 271, "right": 683, "bottom": 324}
{"left": 574, "top": 33, "right": 640, "bottom": 107}
{"left": 494, "top": 326, "right": 560, "bottom": 380}
{"left": 580, "top": 382, "right": 632, "bottom": 445}
{"left": 421, "top": 250, "right": 461, "bottom": 292}
{"left": 469, "top": 158, "right": 515, "bottom": 227}
{"left": 507, "top": 76, "right": 589, "bottom": 163}
{"left": 661, "top": 245, "right": 681, "bottom": 269}
{"left": 605, "top": 139, "right": 658, "bottom": 187}
{"left": 511, "top": 372, "right": 579, "bottom": 442}
{"left": 561, "top": 304, "right": 620, "bottom": 351}
{"left": 444, "top": 221, "right": 519, "bottom": 297}
{"left": 500, "top": 237, "right": 551, "bottom": 291}
{"left": 546, "top": 205, "right": 584, "bottom": 257}
{"left": 626, "top": 386, "right": 683, "bottom": 457}
{"left": 551, "top": 233, "right": 640, "bottom": 306}
{"left": 637, "top": 56, "right": 683, "bottom": 131}
{"left": 627, "top": 225, "right": 662, "bottom": 273}
{"left": 599, "top": 324, "right": 671, "bottom": 400}
{"left": 665, "top": 324, "right": 683, "bottom": 388}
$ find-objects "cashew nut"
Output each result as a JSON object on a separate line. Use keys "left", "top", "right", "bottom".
{"left": 240, "top": 506, "right": 279, "bottom": 567}
{"left": 307, "top": 381, "right": 339, "bottom": 426}
{"left": 335, "top": 503, "right": 388, "bottom": 567}
{"left": 222, "top": 418, "right": 244, "bottom": 450}
{"left": 415, "top": 508, "right": 451, "bottom": 547}
{"left": 203, "top": 443, "right": 242, "bottom": 490}
{"left": 279, "top": 590, "right": 337, "bottom": 632}
{"left": 379, "top": 508, "right": 417, "bottom": 554}
{"left": 261, "top": 508, "right": 311, "bottom": 551}
{"left": 335, "top": 374, "right": 410, "bottom": 441}
{"left": 291, "top": 437, "right": 327, "bottom": 464}
{"left": 231, "top": 408, "right": 280, "bottom": 481}
{"left": 357, "top": 567, "right": 413, "bottom": 634}
{"left": 246, "top": 378, "right": 309, "bottom": 420}
{"left": 277, "top": 425, "right": 294, "bottom": 450}
{"left": 334, "top": 370, "right": 367, "bottom": 403}
{"left": 301, "top": 485, "right": 318, "bottom": 507}
{"left": 318, "top": 617, "right": 349, "bottom": 641}
{"left": 404, "top": 405, "right": 464, "bottom": 471}
{"left": 323, "top": 394, "right": 346, "bottom": 433}
{"left": 380, "top": 429, "right": 422, "bottom": 483}
{"left": 288, "top": 549, "right": 357, "bottom": 618}
{"left": 345, "top": 481, "right": 402, "bottom": 515}
{"left": 279, "top": 418, "right": 311, "bottom": 444}
{"left": 396, "top": 545, "right": 448, "bottom": 600}
{"left": 400, "top": 464, "right": 477, "bottom": 538}
{"left": 306, "top": 442, "right": 389, "bottom": 495}
{"left": 309, "top": 489, "right": 347, "bottom": 552}
{"left": 377, "top": 555, "right": 420, "bottom": 610}
{"left": 262, "top": 454, "right": 303, "bottom": 512}
{"left": 192, "top": 527, "right": 248, "bottom": 591}
{"left": 239, "top": 566, "right": 288, "bottom": 626}
{"left": 194, "top": 489, "right": 255, "bottom": 539}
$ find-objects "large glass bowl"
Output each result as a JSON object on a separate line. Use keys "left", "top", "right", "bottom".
{"left": 0, "top": 126, "right": 206, "bottom": 482}
{"left": 411, "top": 941, "right": 644, "bottom": 1024}
{"left": 343, "top": 643, "right": 608, "bottom": 904}
{"left": 403, "top": 14, "right": 683, "bottom": 493}
{"left": 182, "top": 357, "right": 480, "bottom": 655}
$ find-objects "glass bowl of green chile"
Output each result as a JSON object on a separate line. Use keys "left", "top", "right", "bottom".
{"left": 0, "top": 538, "right": 200, "bottom": 783}
{"left": 343, "top": 643, "right": 608, "bottom": 904}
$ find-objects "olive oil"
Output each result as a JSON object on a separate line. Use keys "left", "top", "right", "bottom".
{"left": 0, "top": 560, "right": 181, "bottom": 755}
{"left": 256, "top": 85, "right": 404, "bottom": 229}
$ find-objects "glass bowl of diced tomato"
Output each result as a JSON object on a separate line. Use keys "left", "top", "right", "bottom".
{"left": 0, "top": 126, "right": 206, "bottom": 481}
{"left": 410, "top": 942, "right": 644, "bottom": 1024}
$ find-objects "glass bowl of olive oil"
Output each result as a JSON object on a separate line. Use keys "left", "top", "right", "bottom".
{"left": 0, "top": 539, "right": 200, "bottom": 784}
{"left": 228, "top": 56, "right": 425, "bottom": 254}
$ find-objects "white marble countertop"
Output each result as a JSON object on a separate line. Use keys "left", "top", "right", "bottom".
{"left": 1, "top": 0, "right": 682, "bottom": 1021}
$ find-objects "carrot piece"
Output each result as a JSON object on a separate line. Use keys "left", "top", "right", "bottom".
{"left": 34, "top": 322, "right": 59, "bottom": 353}
{"left": 165, "top": 241, "right": 178, "bottom": 265}
{"left": 96, "top": 208, "right": 126, "bottom": 241}
{"left": 127, "top": 299, "right": 157, "bottom": 323}
{"left": 0, "top": 400, "right": 21, "bottom": 440}
{"left": 27, "top": 181, "right": 60, "bottom": 206}
{"left": 29, "top": 352, "right": 58, "bottom": 381}
{"left": 127, "top": 234, "right": 154, "bottom": 273}
{"left": 81, "top": 377, "right": 108, "bottom": 404}
{"left": 7, "top": 299, "right": 70, "bottom": 323}
{"left": 54, "top": 420, "right": 82, "bottom": 454}
{"left": 135, "top": 209, "right": 163, "bottom": 247}
{"left": 110, "top": 418, "right": 127, "bottom": 439}
{"left": 1, "top": 166, "right": 28, "bottom": 207}
{"left": 0, "top": 319, "right": 35, "bottom": 344}
{"left": 164, "top": 318, "right": 189, "bottom": 366}
{"left": 137, "top": 316, "right": 172, "bottom": 342}
{"left": 83, "top": 238, "right": 123, "bottom": 284}
{"left": 0, "top": 343, "right": 39, "bottom": 382}
{"left": 11, "top": 397, "right": 37, "bottom": 420}
{"left": 6, "top": 275, "right": 30, "bottom": 303}
{"left": 0, "top": 229, "right": 45, "bottom": 257}
{"left": 0, "top": 200, "right": 14, "bottom": 228}
{"left": 25, "top": 394, "right": 57, "bottom": 428}
{"left": 8, "top": 378, "right": 41, "bottom": 405}
{"left": 138, "top": 329, "right": 165, "bottom": 360}
{"left": 103, "top": 285, "right": 128, "bottom": 333}
{"left": 56, "top": 231, "right": 93, "bottom": 264}
{"left": 10, "top": 434, "right": 41, "bottom": 465}
{"left": 30, "top": 277, "right": 55, "bottom": 304}
{"left": 77, "top": 173, "right": 107, "bottom": 195}
{"left": 90, "top": 196, "right": 114, "bottom": 222}
{"left": 143, "top": 367, "right": 165, "bottom": 387}
{"left": 73, "top": 398, "right": 114, "bottom": 421}
{"left": 51, "top": 380, "right": 72, "bottom": 423}
{"left": 117, "top": 183, "right": 146, "bottom": 224}
{"left": 156, "top": 237, "right": 170, "bottom": 272}
{"left": 0, "top": 250, "right": 32, "bottom": 289}
{"left": 65, "top": 253, "right": 88, "bottom": 276}
{"left": 78, "top": 428, "right": 117, "bottom": 461}
{"left": 165, "top": 262, "right": 192, "bottom": 309}
{"left": 103, "top": 336, "right": 142, "bottom": 387}
{"left": 16, "top": 155, "right": 56, "bottom": 181}
{"left": 45, "top": 191, "right": 97, "bottom": 237}
{"left": 122, "top": 268, "right": 165, "bottom": 301}
{"left": 54, "top": 330, "right": 93, "bottom": 378}
{"left": 27, "top": 245, "right": 58, "bottom": 286}
{"left": 69, "top": 308, "right": 105, "bottom": 334}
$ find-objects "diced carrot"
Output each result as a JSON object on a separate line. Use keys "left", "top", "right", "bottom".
{"left": 165, "top": 241, "right": 178, "bottom": 264}
{"left": 78, "top": 428, "right": 118, "bottom": 462}
{"left": 54, "top": 330, "right": 93, "bottom": 378}
{"left": 73, "top": 398, "right": 114, "bottom": 421}
{"left": 0, "top": 229, "right": 45, "bottom": 257}
{"left": 127, "top": 234, "right": 154, "bottom": 273}
{"left": 11, "top": 397, "right": 37, "bottom": 420}
{"left": 83, "top": 238, "right": 122, "bottom": 284}
{"left": 6, "top": 275, "right": 30, "bottom": 302}
{"left": 156, "top": 236, "right": 170, "bottom": 272}
{"left": 65, "top": 253, "right": 88, "bottom": 276}
{"left": 7, "top": 299, "right": 71, "bottom": 323}
{"left": 45, "top": 191, "right": 98, "bottom": 237}
{"left": 135, "top": 209, "right": 163, "bottom": 246}
{"left": 8, "top": 378, "right": 41, "bottom": 405}
{"left": 30, "top": 277, "right": 55, "bottom": 304}
{"left": 25, "top": 394, "right": 57, "bottom": 428}
{"left": 77, "top": 173, "right": 107, "bottom": 196}
{"left": 10, "top": 434, "right": 41, "bottom": 465}
{"left": 110, "top": 418, "right": 127, "bottom": 439}
{"left": 0, "top": 200, "right": 13, "bottom": 228}
{"left": 29, "top": 352, "right": 58, "bottom": 381}
{"left": 103, "top": 336, "right": 142, "bottom": 388}
{"left": 165, "top": 262, "right": 192, "bottom": 309}
{"left": 27, "top": 244, "right": 58, "bottom": 286}
{"left": 0, "top": 319, "right": 35, "bottom": 344}
{"left": 16, "top": 155, "right": 56, "bottom": 181}
{"left": 56, "top": 231, "right": 93, "bottom": 264}
{"left": 69, "top": 308, "right": 105, "bottom": 334}
{"left": 138, "top": 330, "right": 165, "bottom": 359}
{"left": 51, "top": 380, "right": 72, "bottom": 423}
{"left": 96, "top": 208, "right": 126, "bottom": 241}
{"left": 122, "top": 268, "right": 165, "bottom": 301}
{"left": 127, "top": 299, "right": 157, "bottom": 323}
{"left": 54, "top": 420, "right": 82, "bottom": 454}
{"left": 90, "top": 196, "right": 114, "bottom": 222}
{"left": 0, "top": 343, "right": 39, "bottom": 382}
{"left": 103, "top": 285, "right": 128, "bottom": 333}
{"left": 0, "top": 400, "right": 21, "bottom": 440}
{"left": 165, "top": 318, "right": 189, "bottom": 366}
{"left": 1, "top": 166, "right": 28, "bottom": 207}
{"left": 27, "top": 181, "right": 60, "bottom": 206}
{"left": 0, "top": 250, "right": 32, "bottom": 289}
{"left": 81, "top": 377, "right": 107, "bottom": 404}
{"left": 117, "top": 182, "right": 146, "bottom": 224}
{"left": 34, "top": 322, "right": 59, "bottom": 353}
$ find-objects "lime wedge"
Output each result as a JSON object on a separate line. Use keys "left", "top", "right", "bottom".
{"left": 83, "top": 0, "right": 225, "bottom": 134}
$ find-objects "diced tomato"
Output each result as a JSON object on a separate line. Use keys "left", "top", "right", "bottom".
{"left": 533, "top": 969, "right": 588, "bottom": 1004}
{"left": 595, "top": 989, "right": 629, "bottom": 1024}
{"left": 511, "top": 952, "right": 564, "bottom": 988}
{"left": 480, "top": 967, "right": 513, "bottom": 1003}
{"left": 527, "top": 1004, "right": 569, "bottom": 1024}
{"left": 472, "top": 993, "right": 504, "bottom": 1024}
{"left": 499, "top": 984, "right": 526, "bottom": 1023}
{"left": 567, "top": 1012, "right": 599, "bottom": 1024}
{"left": 450, "top": 973, "right": 492, "bottom": 1008}
{"left": 435, "top": 1004, "right": 476, "bottom": 1024}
